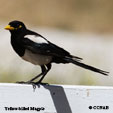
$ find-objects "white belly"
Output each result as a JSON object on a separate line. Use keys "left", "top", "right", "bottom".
{"left": 22, "top": 50, "right": 52, "bottom": 65}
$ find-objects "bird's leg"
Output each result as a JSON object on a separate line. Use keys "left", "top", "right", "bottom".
{"left": 17, "top": 64, "right": 51, "bottom": 86}
{"left": 16, "top": 74, "right": 43, "bottom": 84}
{"left": 35, "top": 63, "right": 51, "bottom": 85}
{"left": 16, "top": 66, "right": 46, "bottom": 84}
{"left": 26, "top": 65, "right": 46, "bottom": 83}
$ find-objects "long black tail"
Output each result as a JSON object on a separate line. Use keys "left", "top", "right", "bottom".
{"left": 65, "top": 57, "right": 109, "bottom": 76}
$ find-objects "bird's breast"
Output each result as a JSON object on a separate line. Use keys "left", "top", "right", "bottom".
{"left": 22, "top": 49, "right": 52, "bottom": 65}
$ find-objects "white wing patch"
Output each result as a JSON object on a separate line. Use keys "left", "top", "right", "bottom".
{"left": 24, "top": 35, "right": 48, "bottom": 44}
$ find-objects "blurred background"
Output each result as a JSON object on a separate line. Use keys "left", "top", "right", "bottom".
{"left": 0, "top": 0, "right": 112, "bottom": 86}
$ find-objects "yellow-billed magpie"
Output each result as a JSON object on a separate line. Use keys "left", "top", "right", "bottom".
{"left": 5, "top": 20, "right": 109, "bottom": 84}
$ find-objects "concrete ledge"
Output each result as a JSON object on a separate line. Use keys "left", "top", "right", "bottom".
{"left": 0, "top": 83, "right": 113, "bottom": 113}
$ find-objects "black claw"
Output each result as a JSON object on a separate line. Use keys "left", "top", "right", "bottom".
{"left": 16, "top": 81, "right": 27, "bottom": 84}
{"left": 35, "top": 82, "right": 49, "bottom": 85}
{"left": 16, "top": 81, "right": 49, "bottom": 91}
{"left": 16, "top": 81, "right": 37, "bottom": 91}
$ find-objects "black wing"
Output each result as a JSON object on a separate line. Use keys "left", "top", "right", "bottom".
{"left": 22, "top": 37, "right": 82, "bottom": 60}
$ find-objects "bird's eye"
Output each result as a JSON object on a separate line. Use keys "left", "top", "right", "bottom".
{"left": 18, "top": 25, "right": 22, "bottom": 29}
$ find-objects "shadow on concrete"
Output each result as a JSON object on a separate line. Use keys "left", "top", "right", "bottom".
{"left": 42, "top": 84, "right": 72, "bottom": 113}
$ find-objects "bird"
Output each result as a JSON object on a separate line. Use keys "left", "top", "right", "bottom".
{"left": 5, "top": 20, "right": 109, "bottom": 84}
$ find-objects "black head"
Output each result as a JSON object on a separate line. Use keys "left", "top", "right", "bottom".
{"left": 5, "top": 20, "right": 26, "bottom": 32}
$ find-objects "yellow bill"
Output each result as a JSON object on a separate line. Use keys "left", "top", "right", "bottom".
{"left": 4, "top": 25, "right": 15, "bottom": 30}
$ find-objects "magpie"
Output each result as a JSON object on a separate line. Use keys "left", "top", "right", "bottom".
{"left": 5, "top": 20, "right": 109, "bottom": 84}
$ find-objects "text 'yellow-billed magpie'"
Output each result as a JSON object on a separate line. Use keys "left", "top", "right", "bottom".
{"left": 5, "top": 20, "right": 109, "bottom": 84}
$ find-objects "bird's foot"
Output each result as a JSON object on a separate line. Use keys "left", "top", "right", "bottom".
{"left": 16, "top": 81, "right": 49, "bottom": 90}
{"left": 34, "top": 81, "right": 49, "bottom": 85}
{"left": 16, "top": 81, "right": 37, "bottom": 90}
{"left": 16, "top": 81, "right": 32, "bottom": 84}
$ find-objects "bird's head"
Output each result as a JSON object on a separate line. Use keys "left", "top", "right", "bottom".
{"left": 5, "top": 20, "right": 26, "bottom": 33}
